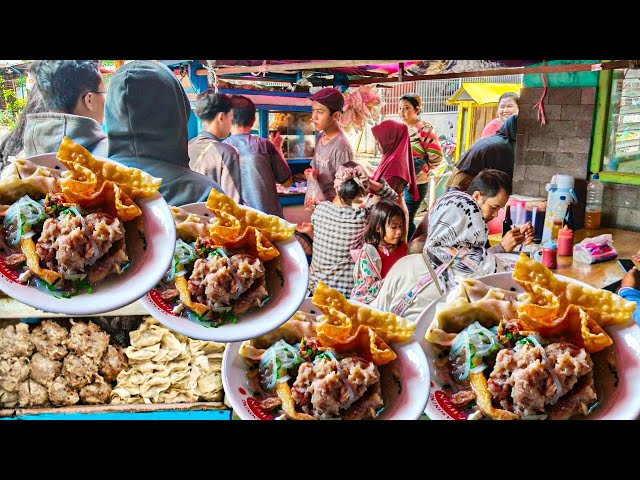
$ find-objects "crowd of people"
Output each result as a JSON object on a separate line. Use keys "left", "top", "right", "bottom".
{"left": 1, "top": 60, "right": 638, "bottom": 325}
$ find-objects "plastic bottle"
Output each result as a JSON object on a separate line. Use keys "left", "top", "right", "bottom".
{"left": 585, "top": 173, "right": 604, "bottom": 230}
{"left": 557, "top": 225, "right": 574, "bottom": 256}
{"left": 541, "top": 241, "right": 558, "bottom": 269}
{"left": 551, "top": 195, "right": 568, "bottom": 242}
{"left": 502, "top": 205, "right": 513, "bottom": 237}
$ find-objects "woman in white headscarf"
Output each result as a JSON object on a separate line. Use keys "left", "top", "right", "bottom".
{"left": 372, "top": 169, "right": 532, "bottom": 322}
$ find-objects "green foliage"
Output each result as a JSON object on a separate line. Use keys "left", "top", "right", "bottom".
{"left": 0, "top": 75, "right": 28, "bottom": 129}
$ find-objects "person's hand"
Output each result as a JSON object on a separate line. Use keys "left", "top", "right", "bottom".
{"left": 297, "top": 222, "right": 313, "bottom": 236}
{"left": 633, "top": 251, "right": 640, "bottom": 264}
{"left": 304, "top": 168, "right": 318, "bottom": 180}
{"left": 621, "top": 267, "right": 640, "bottom": 290}
{"left": 521, "top": 222, "right": 535, "bottom": 244}
{"left": 269, "top": 131, "right": 283, "bottom": 150}
{"left": 500, "top": 227, "right": 525, "bottom": 253}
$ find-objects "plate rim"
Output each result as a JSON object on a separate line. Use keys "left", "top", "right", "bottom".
{"left": 0, "top": 152, "right": 176, "bottom": 315}
{"left": 417, "top": 271, "right": 640, "bottom": 420}
{"left": 139, "top": 201, "right": 309, "bottom": 343}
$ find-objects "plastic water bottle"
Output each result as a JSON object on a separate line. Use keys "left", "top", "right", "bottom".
{"left": 585, "top": 173, "right": 604, "bottom": 230}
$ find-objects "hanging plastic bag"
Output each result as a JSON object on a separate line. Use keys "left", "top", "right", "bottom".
{"left": 304, "top": 174, "right": 325, "bottom": 212}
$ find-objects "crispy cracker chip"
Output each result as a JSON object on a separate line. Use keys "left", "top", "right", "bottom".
{"left": 312, "top": 281, "right": 415, "bottom": 344}
{"left": 513, "top": 253, "right": 635, "bottom": 327}
{"left": 205, "top": 188, "right": 296, "bottom": 242}
{"left": 56, "top": 137, "right": 161, "bottom": 221}
{"left": 20, "top": 237, "right": 62, "bottom": 285}
{"left": 275, "top": 382, "right": 316, "bottom": 420}
{"left": 543, "top": 305, "right": 613, "bottom": 353}
{"left": 58, "top": 137, "right": 161, "bottom": 198}
{"left": 213, "top": 226, "right": 280, "bottom": 262}
{"left": 312, "top": 282, "right": 415, "bottom": 366}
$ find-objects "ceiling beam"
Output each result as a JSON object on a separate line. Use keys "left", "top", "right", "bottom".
{"left": 212, "top": 60, "right": 416, "bottom": 75}
{"left": 347, "top": 61, "right": 635, "bottom": 85}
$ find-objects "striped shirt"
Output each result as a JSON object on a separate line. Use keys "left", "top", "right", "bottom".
{"left": 308, "top": 181, "right": 397, "bottom": 296}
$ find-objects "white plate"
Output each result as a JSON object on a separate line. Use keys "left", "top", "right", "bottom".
{"left": 414, "top": 272, "right": 640, "bottom": 420}
{"left": 140, "top": 202, "right": 309, "bottom": 342}
{"left": 0, "top": 153, "right": 176, "bottom": 315}
{"left": 222, "top": 298, "right": 431, "bottom": 420}
{"left": 495, "top": 253, "right": 521, "bottom": 272}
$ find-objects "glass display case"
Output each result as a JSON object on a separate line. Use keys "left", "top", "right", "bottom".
{"left": 267, "top": 111, "right": 315, "bottom": 160}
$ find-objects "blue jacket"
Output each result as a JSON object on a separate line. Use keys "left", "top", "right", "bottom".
{"left": 619, "top": 287, "right": 640, "bottom": 325}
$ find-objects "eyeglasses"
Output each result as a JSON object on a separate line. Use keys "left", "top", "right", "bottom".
{"left": 82, "top": 90, "right": 107, "bottom": 99}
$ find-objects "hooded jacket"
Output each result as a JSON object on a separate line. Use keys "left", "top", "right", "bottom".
{"left": 105, "top": 60, "right": 222, "bottom": 206}
{"left": 23, "top": 112, "right": 108, "bottom": 157}
{"left": 455, "top": 114, "right": 518, "bottom": 179}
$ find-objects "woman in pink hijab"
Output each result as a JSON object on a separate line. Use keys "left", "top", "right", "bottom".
{"left": 371, "top": 120, "right": 419, "bottom": 223}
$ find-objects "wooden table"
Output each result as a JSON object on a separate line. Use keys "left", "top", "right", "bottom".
{"left": 490, "top": 228, "right": 640, "bottom": 289}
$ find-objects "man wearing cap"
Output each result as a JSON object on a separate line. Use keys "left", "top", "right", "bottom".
{"left": 306, "top": 87, "right": 354, "bottom": 202}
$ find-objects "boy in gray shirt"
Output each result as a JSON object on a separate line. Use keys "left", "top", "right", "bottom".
{"left": 307, "top": 88, "right": 354, "bottom": 202}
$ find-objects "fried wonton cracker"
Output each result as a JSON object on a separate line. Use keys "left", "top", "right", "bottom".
{"left": 541, "top": 304, "right": 613, "bottom": 353}
{"left": 205, "top": 188, "right": 296, "bottom": 242}
{"left": 312, "top": 282, "right": 415, "bottom": 365}
{"left": 312, "top": 281, "right": 415, "bottom": 344}
{"left": 56, "top": 137, "right": 161, "bottom": 221}
{"left": 275, "top": 382, "right": 316, "bottom": 420}
{"left": 212, "top": 226, "right": 280, "bottom": 262}
{"left": 513, "top": 253, "right": 635, "bottom": 327}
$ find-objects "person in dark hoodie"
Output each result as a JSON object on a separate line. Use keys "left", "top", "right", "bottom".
{"left": 105, "top": 60, "right": 223, "bottom": 206}
{"left": 446, "top": 114, "right": 518, "bottom": 192}
{"left": 23, "top": 60, "right": 109, "bottom": 157}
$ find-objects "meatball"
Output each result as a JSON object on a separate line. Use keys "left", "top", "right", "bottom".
{"left": 66, "top": 321, "right": 110, "bottom": 360}
{"left": 48, "top": 375, "right": 79, "bottom": 406}
{"left": 0, "top": 356, "right": 30, "bottom": 392}
{"left": 0, "top": 323, "right": 35, "bottom": 357}
{"left": 29, "top": 352, "right": 62, "bottom": 388}
{"left": 79, "top": 375, "right": 111, "bottom": 404}
{"left": 18, "top": 379, "right": 49, "bottom": 407}
{"left": 62, "top": 354, "right": 98, "bottom": 389}
{"left": 31, "top": 320, "right": 69, "bottom": 360}
{"left": 0, "top": 386, "right": 19, "bottom": 408}
{"left": 99, "top": 345, "right": 128, "bottom": 383}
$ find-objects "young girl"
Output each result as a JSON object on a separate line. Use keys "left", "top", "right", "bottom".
{"left": 350, "top": 200, "right": 408, "bottom": 304}
{"left": 299, "top": 164, "right": 398, "bottom": 297}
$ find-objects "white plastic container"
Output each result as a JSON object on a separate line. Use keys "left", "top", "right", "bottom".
{"left": 542, "top": 174, "right": 577, "bottom": 243}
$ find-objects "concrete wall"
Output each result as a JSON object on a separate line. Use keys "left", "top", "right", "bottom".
{"left": 513, "top": 86, "right": 595, "bottom": 228}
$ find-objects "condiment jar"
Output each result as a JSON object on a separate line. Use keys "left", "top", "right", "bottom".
{"left": 541, "top": 241, "right": 558, "bottom": 269}
{"left": 557, "top": 225, "right": 574, "bottom": 256}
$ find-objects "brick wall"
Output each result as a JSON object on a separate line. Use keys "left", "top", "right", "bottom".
{"left": 602, "top": 183, "right": 640, "bottom": 230}
{"left": 513, "top": 86, "right": 595, "bottom": 228}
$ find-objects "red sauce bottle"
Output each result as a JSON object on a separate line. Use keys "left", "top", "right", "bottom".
{"left": 557, "top": 225, "right": 574, "bottom": 256}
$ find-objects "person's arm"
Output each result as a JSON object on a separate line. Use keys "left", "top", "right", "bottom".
{"left": 620, "top": 267, "right": 640, "bottom": 324}
{"left": 268, "top": 140, "right": 293, "bottom": 188}
{"left": 369, "top": 178, "right": 399, "bottom": 202}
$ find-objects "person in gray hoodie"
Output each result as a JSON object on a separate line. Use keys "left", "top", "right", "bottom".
{"left": 23, "top": 60, "right": 109, "bottom": 157}
{"left": 104, "top": 60, "right": 223, "bottom": 206}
